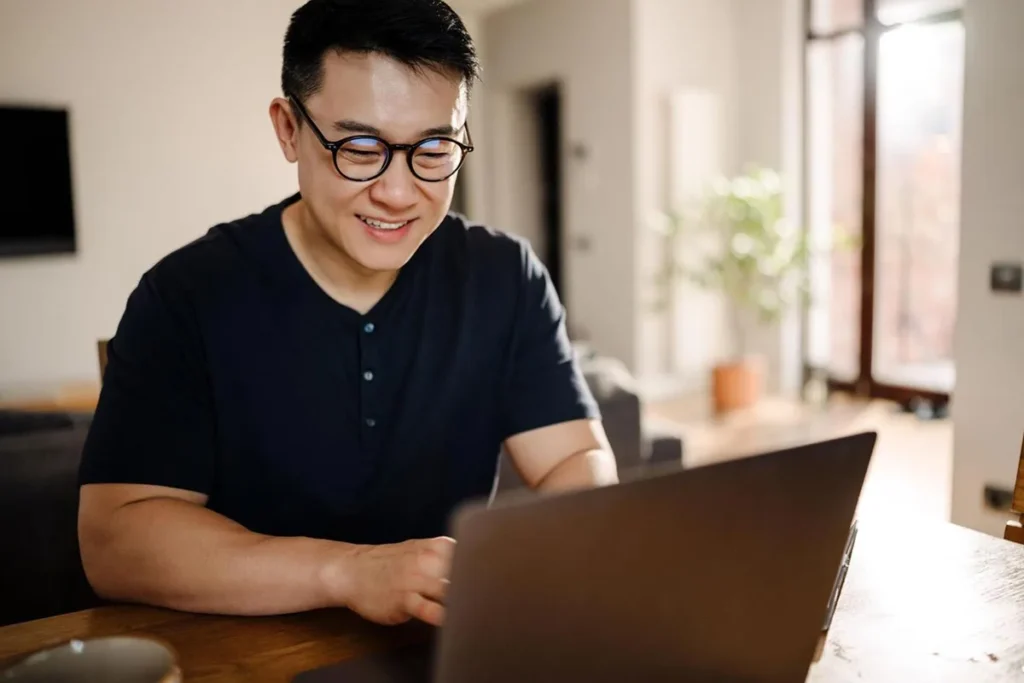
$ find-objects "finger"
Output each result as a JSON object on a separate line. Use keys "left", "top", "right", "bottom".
{"left": 413, "top": 572, "right": 450, "bottom": 604}
{"left": 430, "top": 535, "right": 456, "bottom": 551}
{"left": 417, "top": 546, "right": 449, "bottom": 581}
{"left": 405, "top": 591, "right": 445, "bottom": 627}
{"left": 419, "top": 540, "right": 456, "bottom": 577}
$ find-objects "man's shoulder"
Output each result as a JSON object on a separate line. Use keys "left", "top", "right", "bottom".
{"left": 436, "top": 212, "right": 538, "bottom": 278}
{"left": 142, "top": 195, "right": 292, "bottom": 298}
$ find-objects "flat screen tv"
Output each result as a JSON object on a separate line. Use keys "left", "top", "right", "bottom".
{"left": 0, "top": 105, "right": 77, "bottom": 257}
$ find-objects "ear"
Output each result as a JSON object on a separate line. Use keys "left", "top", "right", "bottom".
{"left": 269, "top": 97, "right": 300, "bottom": 163}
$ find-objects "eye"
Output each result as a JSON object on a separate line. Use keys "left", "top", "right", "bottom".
{"left": 414, "top": 139, "right": 457, "bottom": 163}
{"left": 339, "top": 137, "right": 386, "bottom": 163}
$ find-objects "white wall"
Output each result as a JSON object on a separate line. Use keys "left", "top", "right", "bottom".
{"left": 632, "top": 0, "right": 739, "bottom": 382}
{"left": 733, "top": 0, "right": 805, "bottom": 397}
{"left": 632, "top": 0, "right": 803, "bottom": 394}
{"left": 480, "top": 0, "right": 638, "bottom": 369}
{"left": 950, "top": 0, "right": 1024, "bottom": 536}
{"left": 0, "top": 0, "right": 300, "bottom": 390}
{"left": 451, "top": 10, "right": 491, "bottom": 222}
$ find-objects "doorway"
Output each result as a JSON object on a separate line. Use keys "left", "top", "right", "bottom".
{"left": 532, "top": 83, "right": 565, "bottom": 298}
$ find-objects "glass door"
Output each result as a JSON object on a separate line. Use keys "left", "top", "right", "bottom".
{"left": 872, "top": 20, "right": 964, "bottom": 394}
{"left": 804, "top": 0, "right": 965, "bottom": 406}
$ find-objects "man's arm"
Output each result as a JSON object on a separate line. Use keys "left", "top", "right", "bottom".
{"left": 79, "top": 483, "right": 453, "bottom": 624}
{"left": 504, "top": 418, "right": 618, "bottom": 493}
{"left": 497, "top": 238, "right": 617, "bottom": 493}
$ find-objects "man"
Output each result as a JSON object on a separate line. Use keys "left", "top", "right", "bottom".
{"left": 77, "top": 0, "right": 617, "bottom": 629}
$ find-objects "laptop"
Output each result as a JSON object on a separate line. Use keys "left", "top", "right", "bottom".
{"left": 296, "top": 431, "right": 876, "bottom": 683}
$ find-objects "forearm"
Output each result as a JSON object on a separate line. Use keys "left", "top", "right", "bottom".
{"left": 536, "top": 448, "right": 619, "bottom": 493}
{"left": 81, "top": 498, "right": 354, "bottom": 616}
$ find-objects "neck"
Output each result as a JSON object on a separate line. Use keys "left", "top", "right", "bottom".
{"left": 282, "top": 199, "right": 398, "bottom": 314}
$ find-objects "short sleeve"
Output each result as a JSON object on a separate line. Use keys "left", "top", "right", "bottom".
{"left": 79, "top": 270, "right": 216, "bottom": 494}
{"left": 499, "top": 243, "right": 600, "bottom": 440}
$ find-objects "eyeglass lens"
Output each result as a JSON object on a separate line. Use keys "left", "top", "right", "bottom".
{"left": 338, "top": 137, "right": 465, "bottom": 181}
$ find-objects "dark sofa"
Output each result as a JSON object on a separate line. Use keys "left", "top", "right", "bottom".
{"left": 0, "top": 412, "right": 101, "bottom": 627}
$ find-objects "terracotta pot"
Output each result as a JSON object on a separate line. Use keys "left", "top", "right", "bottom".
{"left": 711, "top": 356, "right": 764, "bottom": 414}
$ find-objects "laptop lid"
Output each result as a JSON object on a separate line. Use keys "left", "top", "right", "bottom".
{"left": 433, "top": 431, "right": 876, "bottom": 683}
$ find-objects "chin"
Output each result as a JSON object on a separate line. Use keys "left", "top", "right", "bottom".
{"left": 342, "top": 220, "right": 431, "bottom": 273}
{"left": 349, "top": 245, "right": 419, "bottom": 273}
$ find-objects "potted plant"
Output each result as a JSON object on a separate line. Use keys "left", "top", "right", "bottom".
{"left": 653, "top": 166, "right": 812, "bottom": 414}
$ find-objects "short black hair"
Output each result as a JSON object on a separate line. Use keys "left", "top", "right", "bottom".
{"left": 282, "top": 0, "right": 479, "bottom": 104}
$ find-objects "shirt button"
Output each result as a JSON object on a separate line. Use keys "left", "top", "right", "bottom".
{"left": 363, "top": 322, "right": 375, "bottom": 334}
{"left": 363, "top": 370, "right": 374, "bottom": 382}
{"left": 365, "top": 418, "right": 376, "bottom": 428}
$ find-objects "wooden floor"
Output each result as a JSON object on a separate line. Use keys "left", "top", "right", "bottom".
{"left": 645, "top": 395, "right": 953, "bottom": 526}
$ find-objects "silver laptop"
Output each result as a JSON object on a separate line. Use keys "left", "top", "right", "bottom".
{"left": 296, "top": 431, "right": 876, "bottom": 683}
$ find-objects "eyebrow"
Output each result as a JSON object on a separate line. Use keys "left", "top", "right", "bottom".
{"left": 332, "top": 119, "right": 461, "bottom": 139}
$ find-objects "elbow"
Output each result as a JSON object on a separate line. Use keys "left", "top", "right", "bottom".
{"left": 79, "top": 516, "right": 168, "bottom": 607}
{"left": 580, "top": 448, "right": 619, "bottom": 486}
{"left": 536, "top": 448, "right": 619, "bottom": 492}
{"left": 77, "top": 512, "right": 127, "bottom": 602}
{"left": 76, "top": 484, "right": 210, "bottom": 611}
{"left": 77, "top": 499, "right": 156, "bottom": 605}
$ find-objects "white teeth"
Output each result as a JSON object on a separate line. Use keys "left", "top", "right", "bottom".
{"left": 360, "top": 215, "right": 409, "bottom": 231}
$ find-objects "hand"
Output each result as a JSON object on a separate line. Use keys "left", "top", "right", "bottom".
{"left": 340, "top": 537, "right": 455, "bottom": 627}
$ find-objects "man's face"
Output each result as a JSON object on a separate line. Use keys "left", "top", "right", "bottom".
{"left": 283, "top": 52, "right": 468, "bottom": 273}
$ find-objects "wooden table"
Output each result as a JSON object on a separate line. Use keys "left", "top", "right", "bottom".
{"left": 807, "top": 521, "right": 1024, "bottom": 682}
{"left": 1, "top": 522, "right": 1022, "bottom": 682}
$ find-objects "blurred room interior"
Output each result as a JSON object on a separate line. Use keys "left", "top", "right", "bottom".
{"left": 0, "top": 0, "right": 1021, "bottom": 553}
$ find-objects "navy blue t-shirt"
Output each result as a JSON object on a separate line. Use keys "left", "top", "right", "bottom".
{"left": 79, "top": 194, "right": 599, "bottom": 544}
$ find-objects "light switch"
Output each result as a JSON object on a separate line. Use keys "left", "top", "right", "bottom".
{"left": 990, "top": 262, "right": 1023, "bottom": 294}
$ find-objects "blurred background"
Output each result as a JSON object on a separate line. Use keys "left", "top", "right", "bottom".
{"left": 0, "top": 0, "right": 1021, "bottom": 541}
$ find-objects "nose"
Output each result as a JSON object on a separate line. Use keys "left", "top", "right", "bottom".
{"left": 368, "top": 153, "right": 419, "bottom": 212}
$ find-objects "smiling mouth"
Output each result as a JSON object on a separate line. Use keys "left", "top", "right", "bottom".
{"left": 358, "top": 214, "right": 413, "bottom": 231}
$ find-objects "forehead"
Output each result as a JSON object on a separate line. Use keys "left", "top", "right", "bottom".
{"left": 311, "top": 51, "right": 467, "bottom": 136}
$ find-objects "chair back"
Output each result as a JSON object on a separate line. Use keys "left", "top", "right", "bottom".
{"left": 1005, "top": 433, "right": 1024, "bottom": 545}
{"left": 97, "top": 339, "right": 109, "bottom": 380}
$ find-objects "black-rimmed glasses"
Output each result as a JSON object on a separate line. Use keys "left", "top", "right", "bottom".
{"left": 288, "top": 95, "right": 474, "bottom": 183}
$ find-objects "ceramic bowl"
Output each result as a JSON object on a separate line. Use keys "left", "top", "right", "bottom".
{"left": 1, "top": 636, "right": 180, "bottom": 683}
